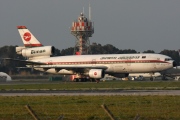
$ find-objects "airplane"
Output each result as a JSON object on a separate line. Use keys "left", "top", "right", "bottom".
{"left": 4, "top": 26, "right": 177, "bottom": 82}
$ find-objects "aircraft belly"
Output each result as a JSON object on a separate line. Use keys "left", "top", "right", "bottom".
{"left": 156, "top": 63, "right": 172, "bottom": 71}
{"left": 130, "top": 63, "right": 171, "bottom": 73}
{"left": 130, "top": 64, "right": 147, "bottom": 72}
{"left": 106, "top": 64, "right": 127, "bottom": 73}
{"left": 113, "top": 65, "right": 125, "bottom": 72}
{"left": 129, "top": 63, "right": 156, "bottom": 73}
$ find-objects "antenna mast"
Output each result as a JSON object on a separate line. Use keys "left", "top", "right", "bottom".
{"left": 89, "top": 3, "right": 91, "bottom": 21}
{"left": 71, "top": 4, "right": 94, "bottom": 55}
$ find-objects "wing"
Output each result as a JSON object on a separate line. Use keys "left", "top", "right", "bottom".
{"left": 32, "top": 65, "right": 108, "bottom": 69}
{"left": 3, "top": 58, "right": 108, "bottom": 70}
{"left": 3, "top": 58, "right": 46, "bottom": 65}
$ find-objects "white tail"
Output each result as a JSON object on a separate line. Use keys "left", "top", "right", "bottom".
{"left": 17, "top": 26, "right": 43, "bottom": 47}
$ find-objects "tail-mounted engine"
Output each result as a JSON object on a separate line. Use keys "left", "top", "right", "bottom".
{"left": 16, "top": 46, "right": 55, "bottom": 58}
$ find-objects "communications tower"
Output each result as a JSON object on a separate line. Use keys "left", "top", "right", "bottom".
{"left": 71, "top": 6, "right": 94, "bottom": 55}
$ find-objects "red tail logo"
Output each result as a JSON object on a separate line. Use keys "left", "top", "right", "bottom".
{"left": 23, "top": 32, "right": 31, "bottom": 41}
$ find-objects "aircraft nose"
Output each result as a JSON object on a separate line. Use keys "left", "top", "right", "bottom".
{"left": 173, "top": 61, "right": 177, "bottom": 67}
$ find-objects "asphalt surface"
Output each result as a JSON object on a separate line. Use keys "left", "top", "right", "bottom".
{"left": 1, "top": 80, "right": 180, "bottom": 96}
{"left": 0, "top": 89, "right": 180, "bottom": 96}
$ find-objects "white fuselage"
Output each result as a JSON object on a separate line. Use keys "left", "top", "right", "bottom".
{"left": 29, "top": 53, "right": 174, "bottom": 75}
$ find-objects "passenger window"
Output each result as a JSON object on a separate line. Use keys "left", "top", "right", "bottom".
{"left": 142, "top": 56, "right": 146, "bottom": 59}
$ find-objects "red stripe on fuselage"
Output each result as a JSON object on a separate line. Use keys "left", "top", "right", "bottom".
{"left": 44, "top": 60, "right": 169, "bottom": 65}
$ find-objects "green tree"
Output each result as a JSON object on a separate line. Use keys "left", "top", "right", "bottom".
{"left": 143, "top": 50, "right": 155, "bottom": 53}
{"left": 61, "top": 47, "right": 74, "bottom": 56}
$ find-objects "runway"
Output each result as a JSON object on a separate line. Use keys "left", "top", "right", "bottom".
{"left": 0, "top": 90, "right": 180, "bottom": 96}
{"left": 1, "top": 80, "right": 180, "bottom": 96}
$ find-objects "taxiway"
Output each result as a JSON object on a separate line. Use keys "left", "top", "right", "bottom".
{"left": 0, "top": 89, "right": 180, "bottom": 96}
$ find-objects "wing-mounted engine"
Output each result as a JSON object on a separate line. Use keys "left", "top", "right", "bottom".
{"left": 16, "top": 46, "right": 55, "bottom": 59}
{"left": 88, "top": 69, "right": 105, "bottom": 79}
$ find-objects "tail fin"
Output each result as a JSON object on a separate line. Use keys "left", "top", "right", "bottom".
{"left": 17, "top": 26, "right": 43, "bottom": 47}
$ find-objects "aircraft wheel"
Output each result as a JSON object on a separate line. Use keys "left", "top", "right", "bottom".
{"left": 84, "top": 78, "right": 88, "bottom": 82}
{"left": 72, "top": 78, "right": 76, "bottom": 82}
{"left": 162, "top": 76, "right": 166, "bottom": 80}
{"left": 75, "top": 78, "right": 79, "bottom": 82}
{"left": 150, "top": 77, "right": 154, "bottom": 81}
{"left": 81, "top": 78, "right": 85, "bottom": 82}
{"left": 90, "top": 79, "right": 95, "bottom": 82}
{"left": 96, "top": 79, "right": 100, "bottom": 83}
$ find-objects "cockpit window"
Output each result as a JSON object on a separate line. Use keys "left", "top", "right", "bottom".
{"left": 165, "top": 58, "right": 172, "bottom": 61}
{"left": 142, "top": 56, "right": 146, "bottom": 58}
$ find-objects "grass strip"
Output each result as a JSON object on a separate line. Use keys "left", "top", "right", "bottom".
{"left": 0, "top": 95, "right": 180, "bottom": 120}
{"left": 0, "top": 81, "right": 180, "bottom": 90}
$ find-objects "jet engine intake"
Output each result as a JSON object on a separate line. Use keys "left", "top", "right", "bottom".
{"left": 88, "top": 69, "right": 105, "bottom": 79}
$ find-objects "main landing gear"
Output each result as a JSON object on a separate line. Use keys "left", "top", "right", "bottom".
{"left": 73, "top": 78, "right": 100, "bottom": 82}
{"left": 150, "top": 77, "right": 155, "bottom": 81}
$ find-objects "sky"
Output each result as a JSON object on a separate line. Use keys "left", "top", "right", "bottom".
{"left": 0, "top": 0, "right": 180, "bottom": 53}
